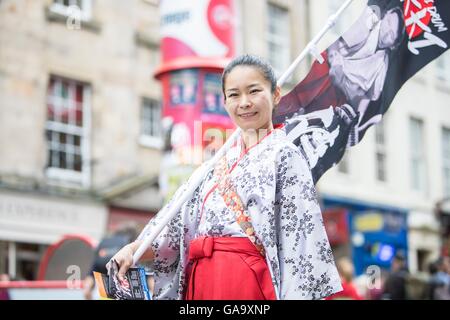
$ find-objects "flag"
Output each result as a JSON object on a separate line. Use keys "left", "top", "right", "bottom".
{"left": 274, "top": 0, "right": 450, "bottom": 183}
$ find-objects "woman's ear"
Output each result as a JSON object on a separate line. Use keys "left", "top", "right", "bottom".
{"left": 273, "top": 86, "right": 281, "bottom": 106}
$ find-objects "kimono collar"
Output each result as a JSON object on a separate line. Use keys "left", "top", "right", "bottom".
{"left": 236, "top": 123, "right": 285, "bottom": 158}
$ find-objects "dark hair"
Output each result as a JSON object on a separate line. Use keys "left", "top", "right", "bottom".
{"left": 369, "top": 5, "right": 404, "bottom": 51}
{"left": 222, "top": 54, "right": 277, "bottom": 99}
{"left": 435, "top": 257, "right": 444, "bottom": 268}
{"left": 394, "top": 250, "right": 406, "bottom": 262}
{"left": 428, "top": 261, "right": 438, "bottom": 274}
{"left": 114, "top": 222, "right": 139, "bottom": 240}
{"left": 387, "top": 7, "right": 405, "bottom": 49}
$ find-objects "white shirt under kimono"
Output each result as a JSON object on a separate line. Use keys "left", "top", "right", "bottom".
{"left": 137, "top": 127, "right": 342, "bottom": 300}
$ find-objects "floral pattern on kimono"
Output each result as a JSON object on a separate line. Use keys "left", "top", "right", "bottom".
{"left": 137, "top": 128, "right": 342, "bottom": 300}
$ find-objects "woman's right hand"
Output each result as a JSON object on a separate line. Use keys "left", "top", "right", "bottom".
{"left": 106, "top": 240, "right": 154, "bottom": 282}
{"left": 107, "top": 243, "right": 136, "bottom": 283}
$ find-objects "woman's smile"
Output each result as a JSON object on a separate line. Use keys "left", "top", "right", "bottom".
{"left": 238, "top": 111, "right": 258, "bottom": 119}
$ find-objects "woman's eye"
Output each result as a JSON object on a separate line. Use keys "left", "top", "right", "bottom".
{"left": 227, "top": 93, "right": 238, "bottom": 98}
{"left": 250, "top": 89, "right": 261, "bottom": 94}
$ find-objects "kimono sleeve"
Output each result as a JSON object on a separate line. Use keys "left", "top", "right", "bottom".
{"left": 135, "top": 163, "right": 208, "bottom": 299}
{"left": 135, "top": 182, "right": 187, "bottom": 299}
{"left": 275, "top": 144, "right": 342, "bottom": 299}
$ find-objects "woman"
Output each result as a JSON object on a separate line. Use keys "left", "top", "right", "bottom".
{"left": 109, "top": 54, "right": 342, "bottom": 300}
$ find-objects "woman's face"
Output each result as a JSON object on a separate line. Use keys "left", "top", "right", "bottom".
{"left": 223, "top": 66, "right": 280, "bottom": 132}
{"left": 378, "top": 11, "right": 400, "bottom": 49}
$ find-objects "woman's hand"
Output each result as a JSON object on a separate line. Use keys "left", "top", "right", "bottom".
{"left": 106, "top": 240, "right": 154, "bottom": 282}
{"left": 107, "top": 243, "right": 136, "bottom": 283}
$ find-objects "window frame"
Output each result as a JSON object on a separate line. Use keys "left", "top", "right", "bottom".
{"left": 267, "top": 2, "right": 291, "bottom": 77}
{"left": 436, "top": 52, "right": 450, "bottom": 83}
{"left": 139, "top": 97, "right": 163, "bottom": 149}
{"left": 50, "top": 0, "right": 93, "bottom": 22}
{"left": 409, "top": 117, "right": 427, "bottom": 193}
{"left": 45, "top": 76, "right": 91, "bottom": 187}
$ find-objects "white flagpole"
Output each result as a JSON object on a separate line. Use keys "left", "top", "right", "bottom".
{"left": 132, "top": 0, "right": 354, "bottom": 265}
{"left": 277, "top": 0, "right": 353, "bottom": 86}
{"left": 133, "top": 128, "right": 241, "bottom": 264}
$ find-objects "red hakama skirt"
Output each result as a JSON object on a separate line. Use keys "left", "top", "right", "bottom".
{"left": 184, "top": 236, "right": 276, "bottom": 300}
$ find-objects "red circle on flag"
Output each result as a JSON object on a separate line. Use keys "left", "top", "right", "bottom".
{"left": 403, "top": 0, "right": 433, "bottom": 39}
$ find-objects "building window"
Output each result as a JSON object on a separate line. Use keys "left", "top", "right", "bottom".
{"left": 443, "top": 127, "right": 450, "bottom": 197}
{"left": 50, "top": 0, "right": 92, "bottom": 21}
{"left": 436, "top": 52, "right": 450, "bottom": 83}
{"left": 0, "top": 241, "right": 47, "bottom": 281}
{"left": 410, "top": 117, "right": 427, "bottom": 193}
{"left": 140, "top": 98, "right": 162, "bottom": 148}
{"left": 375, "top": 121, "right": 387, "bottom": 182}
{"left": 267, "top": 3, "right": 290, "bottom": 77}
{"left": 46, "top": 76, "right": 91, "bottom": 186}
{"left": 0, "top": 241, "right": 8, "bottom": 276}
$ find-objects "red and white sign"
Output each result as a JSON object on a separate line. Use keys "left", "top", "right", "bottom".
{"left": 159, "top": 0, "right": 235, "bottom": 62}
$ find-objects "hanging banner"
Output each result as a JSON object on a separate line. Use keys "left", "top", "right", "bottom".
{"left": 275, "top": 0, "right": 450, "bottom": 183}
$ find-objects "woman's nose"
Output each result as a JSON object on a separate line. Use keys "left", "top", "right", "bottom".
{"left": 238, "top": 95, "right": 251, "bottom": 108}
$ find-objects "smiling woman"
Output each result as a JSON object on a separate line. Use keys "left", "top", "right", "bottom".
{"left": 109, "top": 54, "right": 342, "bottom": 300}
{"left": 222, "top": 58, "right": 281, "bottom": 148}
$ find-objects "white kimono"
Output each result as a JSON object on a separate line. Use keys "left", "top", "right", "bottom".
{"left": 137, "top": 127, "right": 342, "bottom": 300}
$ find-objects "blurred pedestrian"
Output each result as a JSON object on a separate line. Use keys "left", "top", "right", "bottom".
{"left": 0, "top": 274, "right": 11, "bottom": 300}
{"left": 326, "top": 257, "right": 363, "bottom": 300}
{"left": 427, "top": 256, "right": 450, "bottom": 300}
{"left": 83, "top": 223, "right": 139, "bottom": 300}
{"left": 381, "top": 251, "right": 409, "bottom": 300}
